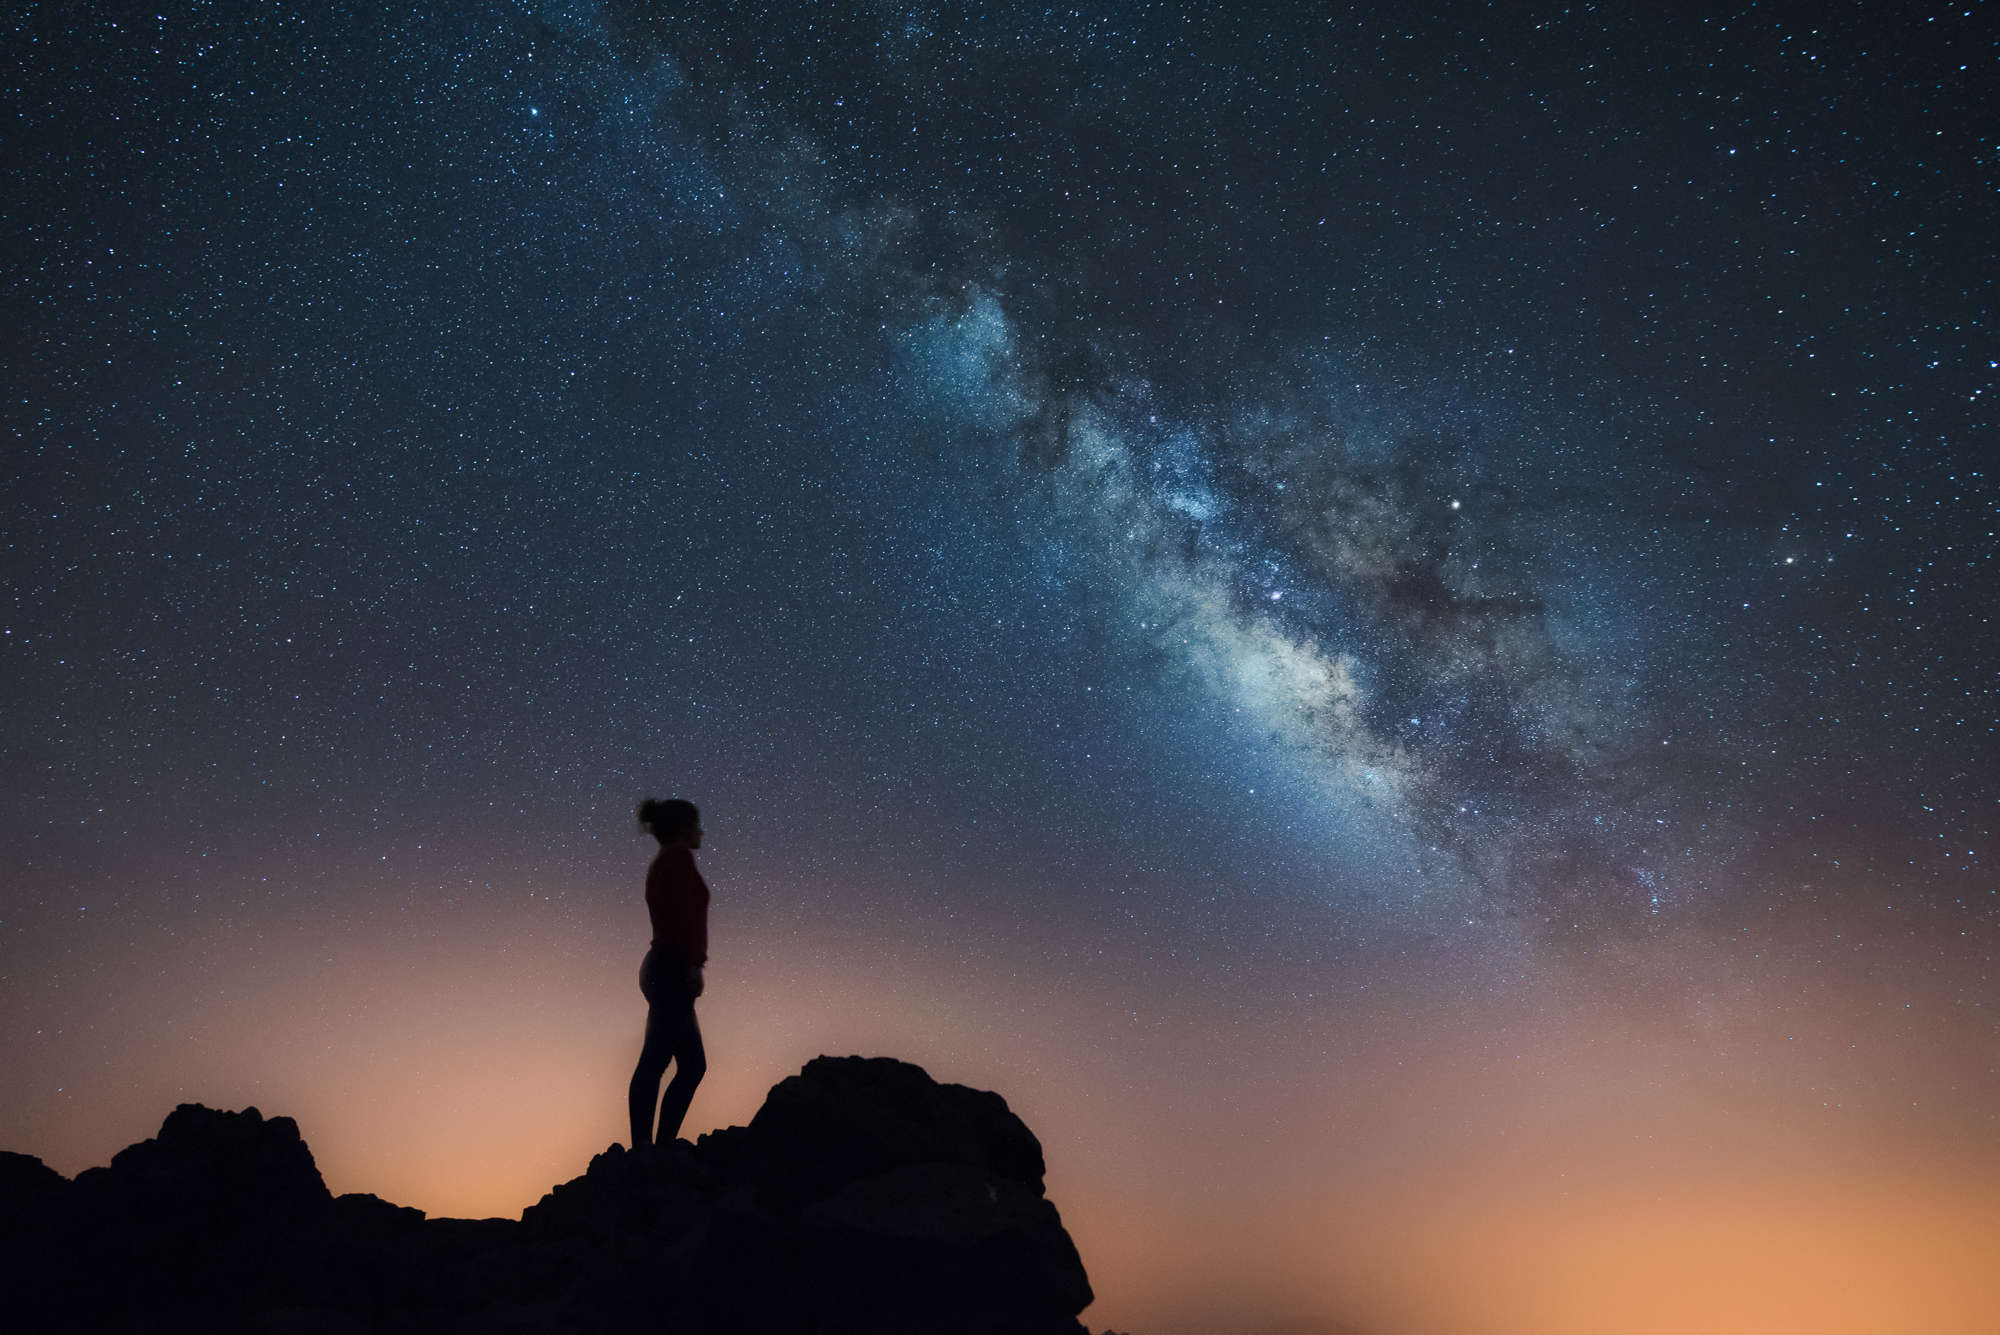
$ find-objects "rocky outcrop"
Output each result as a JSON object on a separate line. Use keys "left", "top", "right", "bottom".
{"left": 0, "top": 1056, "right": 1093, "bottom": 1334}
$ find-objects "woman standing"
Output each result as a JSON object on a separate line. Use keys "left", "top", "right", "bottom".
{"left": 628, "top": 798, "right": 709, "bottom": 1151}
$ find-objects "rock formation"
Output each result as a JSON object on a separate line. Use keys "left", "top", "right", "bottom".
{"left": 0, "top": 1056, "right": 1092, "bottom": 1334}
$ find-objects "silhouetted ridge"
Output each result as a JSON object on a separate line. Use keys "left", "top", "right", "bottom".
{"left": 79, "top": 1103, "right": 332, "bottom": 1226}
{"left": 0, "top": 1056, "right": 1093, "bottom": 1335}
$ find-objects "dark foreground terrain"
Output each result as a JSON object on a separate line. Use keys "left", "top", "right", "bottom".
{"left": 0, "top": 1056, "right": 1094, "bottom": 1334}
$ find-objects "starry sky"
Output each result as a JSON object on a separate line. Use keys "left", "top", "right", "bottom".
{"left": 5, "top": 4, "right": 1996, "bottom": 1333}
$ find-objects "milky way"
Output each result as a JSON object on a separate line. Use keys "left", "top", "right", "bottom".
{"left": 548, "top": 0, "right": 1993, "bottom": 936}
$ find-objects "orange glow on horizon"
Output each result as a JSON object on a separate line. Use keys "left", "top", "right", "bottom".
{"left": 8, "top": 880, "right": 1998, "bottom": 1335}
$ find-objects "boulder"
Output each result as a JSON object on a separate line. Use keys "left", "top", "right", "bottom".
{"left": 666, "top": 1056, "right": 1089, "bottom": 1334}
{"left": 73, "top": 1102, "right": 332, "bottom": 1230}
{"left": 733, "top": 1054, "right": 1050, "bottom": 1206}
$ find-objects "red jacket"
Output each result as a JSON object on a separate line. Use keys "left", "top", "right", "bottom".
{"left": 645, "top": 847, "right": 710, "bottom": 966}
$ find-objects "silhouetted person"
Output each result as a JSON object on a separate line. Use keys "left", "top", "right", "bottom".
{"left": 628, "top": 797, "right": 709, "bottom": 1152}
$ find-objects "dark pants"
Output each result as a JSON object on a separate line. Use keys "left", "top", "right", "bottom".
{"left": 628, "top": 947, "right": 706, "bottom": 1148}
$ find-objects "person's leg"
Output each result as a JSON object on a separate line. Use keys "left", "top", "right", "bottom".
{"left": 627, "top": 952, "right": 673, "bottom": 1148}
{"left": 653, "top": 1005, "right": 707, "bottom": 1145}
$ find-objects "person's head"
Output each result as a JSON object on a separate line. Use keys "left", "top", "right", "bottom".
{"left": 637, "top": 797, "right": 702, "bottom": 849}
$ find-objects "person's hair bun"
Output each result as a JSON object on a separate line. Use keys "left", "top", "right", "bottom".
{"left": 637, "top": 797, "right": 700, "bottom": 840}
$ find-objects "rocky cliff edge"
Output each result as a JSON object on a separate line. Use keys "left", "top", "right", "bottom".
{"left": 0, "top": 1055, "right": 1094, "bottom": 1335}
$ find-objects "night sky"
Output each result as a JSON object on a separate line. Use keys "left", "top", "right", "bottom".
{"left": 6, "top": 4, "right": 1997, "bottom": 1333}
